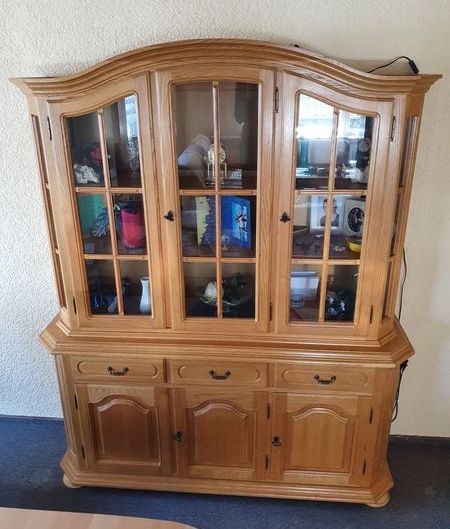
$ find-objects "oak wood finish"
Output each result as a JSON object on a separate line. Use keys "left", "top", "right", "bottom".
{"left": 11, "top": 39, "right": 440, "bottom": 508}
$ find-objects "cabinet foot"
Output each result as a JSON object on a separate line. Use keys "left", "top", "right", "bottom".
{"left": 63, "top": 473, "right": 82, "bottom": 489}
{"left": 366, "top": 492, "right": 390, "bottom": 508}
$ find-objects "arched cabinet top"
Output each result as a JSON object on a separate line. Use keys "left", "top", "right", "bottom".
{"left": 10, "top": 39, "right": 440, "bottom": 100}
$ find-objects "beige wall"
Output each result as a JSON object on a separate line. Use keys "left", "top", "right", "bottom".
{"left": 0, "top": 0, "right": 449, "bottom": 436}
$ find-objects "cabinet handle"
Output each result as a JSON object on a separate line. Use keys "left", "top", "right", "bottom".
{"left": 174, "top": 431, "right": 183, "bottom": 443}
{"left": 107, "top": 366, "right": 129, "bottom": 377}
{"left": 314, "top": 374, "right": 337, "bottom": 385}
{"left": 208, "top": 370, "right": 231, "bottom": 380}
{"left": 164, "top": 210, "right": 175, "bottom": 221}
{"left": 280, "top": 211, "right": 291, "bottom": 223}
{"left": 272, "top": 435, "right": 282, "bottom": 447}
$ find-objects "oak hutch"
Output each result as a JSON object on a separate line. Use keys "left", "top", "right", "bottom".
{"left": 12, "top": 40, "right": 440, "bottom": 507}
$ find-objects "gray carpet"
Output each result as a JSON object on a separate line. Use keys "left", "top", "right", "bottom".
{"left": 0, "top": 416, "right": 448, "bottom": 529}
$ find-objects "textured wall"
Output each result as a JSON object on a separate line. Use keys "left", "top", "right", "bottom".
{"left": 0, "top": 0, "right": 449, "bottom": 436}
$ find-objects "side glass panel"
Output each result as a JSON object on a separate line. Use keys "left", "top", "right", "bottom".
{"left": 219, "top": 82, "right": 258, "bottom": 190}
{"left": 295, "top": 94, "right": 334, "bottom": 190}
{"left": 390, "top": 193, "right": 403, "bottom": 256}
{"left": 290, "top": 264, "right": 322, "bottom": 321}
{"left": 173, "top": 81, "right": 260, "bottom": 321}
{"left": 383, "top": 261, "right": 393, "bottom": 317}
{"left": 329, "top": 194, "right": 366, "bottom": 259}
{"left": 335, "top": 111, "right": 373, "bottom": 190}
{"left": 68, "top": 113, "right": 104, "bottom": 186}
{"left": 76, "top": 194, "right": 111, "bottom": 254}
{"left": 67, "top": 95, "right": 153, "bottom": 318}
{"left": 325, "top": 265, "right": 359, "bottom": 321}
{"left": 173, "top": 83, "right": 214, "bottom": 189}
{"left": 399, "top": 116, "right": 416, "bottom": 187}
{"left": 104, "top": 95, "right": 141, "bottom": 187}
{"left": 85, "top": 260, "right": 117, "bottom": 315}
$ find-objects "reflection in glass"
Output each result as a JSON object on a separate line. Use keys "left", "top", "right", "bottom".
{"left": 76, "top": 194, "right": 111, "bottom": 254}
{"left": 295, "top": 94, "right": 334, "bottom": 190}
{"left": 289, "top": 264, "right": 321, "bottom": 321}
{"left": 85, "top": 260, "right": 117, "bottom": 315}
{"left": 172, "top": 83, "right": 214, "bottom": 189}
{"left": 68, "top": 112, "right": 104, "bottom": 186}
{"left": 119, "top": 260, "right": 151, "bottom": 315}
{"left": 180, "top": 196, "right": 216, "bottom": 257}
{"left": 222, "top": 263, "right": 255, "bottom": 319}
{"left": 113, "top": 194, "right": 146, "bottom": 255}
{"left": 329, "top": 195, "right": 366, "bottom": 259}
{"left": 221, "top": 195, "right": 256, "bottom": 258}
{"left": 184, "top": 262, "right": 217, "bottom": 318}
{"left": 335, "top": 111, "right": 373, "bottom": 190}
{"left": 325, "top": 265, "right": 359, "bottom": 321}
{"left": 219, "top": 82, "right": 259, "bottom": 189}
{"left": 291, "top": 194, "right": 328, "bottom": 258}
{"left": 399, "top": 117, "right": 416, "bottom": 187}
{"left": 104, "top": 95, "right": 141, "bottom": 187}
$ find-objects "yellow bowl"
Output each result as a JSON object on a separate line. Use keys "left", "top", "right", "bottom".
{"left": 347, "top": 237, "right": 362, "bottom": 253}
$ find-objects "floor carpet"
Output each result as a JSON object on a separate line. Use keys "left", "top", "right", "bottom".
{"left": 0, "top": 416, "right": 448, "bottom": 529}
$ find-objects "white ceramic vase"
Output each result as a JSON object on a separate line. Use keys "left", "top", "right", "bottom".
{"left": 139, "top": 276, "right": 151, "bottom": 314}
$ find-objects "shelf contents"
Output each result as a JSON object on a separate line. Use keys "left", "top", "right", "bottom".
{"left": 119, "top": 260, "right": 151, "bottom": 315}
{"left": 289, "top": 265, "right": 321, "bottom": 321}
{"left": 221, "top": 195, "right": 256, "bottom": 258}
{"left": 85, "top": 260, "right": 117, "bottom": 314}
{"left": 113, "top": 194, "right": 146, "bottom": 255}
{"left": 222, "top": 263, "right": 255, "bottom": 318}
{"left": 325, "top": 265, "right": 358, "bottom": 321}
{"left": 180, "top": 195, "right": 216, "bottom": 257}
{"left": 76, "top": 194, "right": 112, "bottom": 254}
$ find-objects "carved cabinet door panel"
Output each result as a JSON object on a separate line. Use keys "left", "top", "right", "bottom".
{"left": 172, "top": 388, "right": 268, "bottom": 480}
{"left": 76, "top": 384, "right": 172, "bottom": 475}
{"left": 270, "top": 393, "right": 371, "bottom": 486}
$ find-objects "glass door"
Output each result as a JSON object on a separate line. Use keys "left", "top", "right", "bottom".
{"left": 155, "top": 67, "right": 274, "bottom": 331}
{"left": 275, "top": 75, "right": 393, "bottom": 337}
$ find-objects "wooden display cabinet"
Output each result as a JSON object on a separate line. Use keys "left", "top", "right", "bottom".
{"left": 11, "top": 39, "right": 440, "bottom": 507}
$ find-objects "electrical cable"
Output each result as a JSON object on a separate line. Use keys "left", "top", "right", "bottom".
{"left": 398, "top": 248, "right": 407, "bottom": 321}
{"left": 392, "top": 360, "right": 409, "bottom": 422}
{"left": 367, "top": 56, "right": 419, "bottom": 74}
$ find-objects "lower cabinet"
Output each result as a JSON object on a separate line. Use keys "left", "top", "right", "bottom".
{"left": 269, "top": 393, "right": 372, "bottom": 485}
{"left": 75, "top": 384, "right": 173, "bottom": 475}
{"left": 172, "top": 388, "right": 269, "bottom": 480}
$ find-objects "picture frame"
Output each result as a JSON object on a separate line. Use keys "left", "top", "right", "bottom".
{"left": 309, "top": 195, "right": 345, "bottom": 234}
{"left": 221, "top": 196, "right": 251, "bottom": 250}
{"left": 343, "top": 198, "right": 365, "bottom": 236}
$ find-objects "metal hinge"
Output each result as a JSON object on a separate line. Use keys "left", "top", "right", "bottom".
{"left": 73, "top": 296, "right": 77, "bottom": 315}
{"left": 74, "top": 395, "right": 78, "bottom": 410}
{"left": 267, "top": 403, "right": 271, "bottom": 419}
{"left": 369, "top": 304, "right": 374, "bottom": 324}
{"left": 274, "top": 87, "right": 279, "bottom": 113}
{"left": 390, "top": 115, "right": 396, "bottom": 141}
{"left": 265, "top": 455, "right": 269, "bottom": 470}
{"left": 362, "top": 459, "right": 367, "bottom": 474}
{"left": 46, "top": 116, "right": 52, "bottom": 141}
{"left": 369, "top": 407, "right": 373, "bottom": 424}
{"left": 81, "top": 445, "right": 85, "bottom": 459}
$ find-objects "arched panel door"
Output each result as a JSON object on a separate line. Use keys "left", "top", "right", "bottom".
{"left": 172, "top": 388, "right": 268, "bottom": 480}
{"left": 76, "top": 384, "right": 172, "bottom": 475}
{"left": 273, "top": 73, "right": 395, "bottom": 340}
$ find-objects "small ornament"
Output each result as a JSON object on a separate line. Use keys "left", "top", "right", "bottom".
{"left": 73, "top": 164, "right": 100, "bottom": 185}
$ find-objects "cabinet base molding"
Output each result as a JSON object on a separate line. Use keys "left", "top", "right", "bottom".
{"left": 61, "top": 452, "right": 393, "bottom": 507}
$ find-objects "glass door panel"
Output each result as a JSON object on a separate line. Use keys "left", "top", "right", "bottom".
{"left": 103, "top": 95, "right": 141, "bottom": 187}
{"left": 295, "top": 94, "right": 334, "bottom": 190}
{"left": 180, "top": 195, "right": 216, "bottom": 257}
{"left": 219, "top": 82, "right": 259, "bottom": 190}
{"left": 172, "top": 80, "right": 260, "bottom": 321}
{"left": 334, "top": 111, "right": 373, "bottom": 190}
{"left": 325, "top": 265, "right": 359, "bottom": 321}
{"left": 173, "top": 83, "right": 214, "bottom": 189}
{"left": 292, "top": 194, "right": 327, "bottom": 259}
{"left": 85, "top": 260, "right": 117, "bottom": 315}
{"left": 113, "top": 194, "right": 146, "bottom": 255}
{"left": 119, "top": 260, "right": 151, "bottom": 315}
{"left": 290, "top": 264, "right": 322, "bottom": 321}
{"left": 76, "top": 194, "right": 111, "bottom": 254}
{"left": 68, "top": 112, "right": 104, "bottom": 186}
{"left": 329, "top": 194, "right": 366, "bottom": 259}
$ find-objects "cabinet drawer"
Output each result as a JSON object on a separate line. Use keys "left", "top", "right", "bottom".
{"left": 275, "top": 364, "right": 374, "bottom": 394}
{"left": 70, "top": 357, "right": 164, "bottom": 382}
{"left": 168, "top": 360, "right": 267, "bottom": 387}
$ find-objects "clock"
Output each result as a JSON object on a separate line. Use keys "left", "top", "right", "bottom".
{"left": 208, "top": 144, "right": 226, "bottom": 165}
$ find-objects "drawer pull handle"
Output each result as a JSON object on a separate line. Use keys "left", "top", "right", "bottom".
{"left": 208, "top": 370, "right": 231, "bottom": 380}
{"left": 174, "top": 431, "right": 183, "bottom": 443}
{"left": 107, "top": 366, "right": 129, "bottom": 377}
{"left": 314, "top": 374, "right": 337, "bottom": 385}
{"left": 272, "top": 435, "right": 282, "bottom": 447}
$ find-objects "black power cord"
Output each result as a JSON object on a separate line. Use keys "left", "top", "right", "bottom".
{"left": 392, "top": 360, "right": 409, "bottom": 422}
{"left": 367, "top": 56, "right": 419, "bottom": 74}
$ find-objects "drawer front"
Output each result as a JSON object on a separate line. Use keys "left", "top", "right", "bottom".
{"left": 70, "top": 357, "right": 164, "bottom": 382}
{"left": 168, "top": 360, "right": 268, "bottom": 387}
{"left": 275, "top": 364, "right": 374, "bottom": 394}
